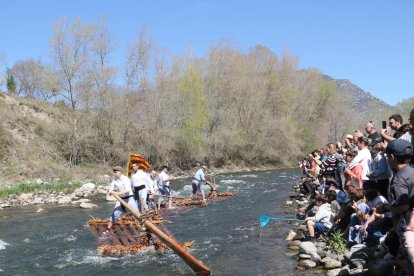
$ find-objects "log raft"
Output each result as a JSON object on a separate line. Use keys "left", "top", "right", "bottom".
{"left": 88, "top": 182, "right": 235, "bottom": 274}
{"left": 111, "top": 193, "right": 212, "bottom": 275}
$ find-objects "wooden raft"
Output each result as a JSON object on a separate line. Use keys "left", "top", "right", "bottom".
{"left": 88, "top": 181, "right": 235, "bottom": 275}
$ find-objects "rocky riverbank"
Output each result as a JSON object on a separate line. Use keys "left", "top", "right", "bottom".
{"left": 283, "top": 184, "right": 398, "bottom": 276}
{"left": 0, "top": 165, "right": 282, "bottom": 210}
{"left": 0, "top": 181, "right": 109, "bottom": 209}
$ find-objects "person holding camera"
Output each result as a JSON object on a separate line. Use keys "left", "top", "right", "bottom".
{"left": 381, "top": 114, "right": 405, "bottom": 142}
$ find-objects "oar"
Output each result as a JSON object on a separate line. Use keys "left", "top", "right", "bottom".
{"left": 259, "top": 213, "right": 304, "bottom": 228}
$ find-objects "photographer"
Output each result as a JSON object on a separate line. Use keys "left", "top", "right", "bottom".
{"left": 380, "top": 114, "right": 409, "bottom": 142}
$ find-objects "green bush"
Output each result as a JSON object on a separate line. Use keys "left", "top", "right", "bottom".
{"left": 327, "top": 230, "right": 347, "bottom": 254}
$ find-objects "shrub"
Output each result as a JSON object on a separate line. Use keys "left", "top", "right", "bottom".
{"left": 327, "top": 229, "right": 347, "bottom": 254}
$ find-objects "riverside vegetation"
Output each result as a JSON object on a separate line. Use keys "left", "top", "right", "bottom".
{"left": 1, "top": 17, "right": 413, "bottom": 191}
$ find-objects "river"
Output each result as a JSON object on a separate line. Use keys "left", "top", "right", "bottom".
{"left": 0, "top": 168, "right": 303, "bottom": 275}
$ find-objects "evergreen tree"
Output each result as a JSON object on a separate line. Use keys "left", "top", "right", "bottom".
{"left": 6, "top": 68, "right": 16, "bottom": 93}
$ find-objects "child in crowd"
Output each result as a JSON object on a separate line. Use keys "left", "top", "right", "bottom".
{"left": 348, "top": 202, "right": 370, "bottom": 245}
{"left": 304, "top": 194, "right": 334, "bottom": 241}
{"left": 344, "top": 150, "right": 363, "bottom": 189}
{"left": 335, "top": 184, "right": 364, "bottom": 233}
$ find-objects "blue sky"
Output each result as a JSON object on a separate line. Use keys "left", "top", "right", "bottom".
{"left": 1, "top": 0, "right": 413, "bottom": 106}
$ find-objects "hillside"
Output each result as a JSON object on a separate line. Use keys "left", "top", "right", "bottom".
{"left": 0, "top": 93, "right": 107, "bottom": 186}
{"left": 334, "top": 79, "right": 392, "bottom": 115}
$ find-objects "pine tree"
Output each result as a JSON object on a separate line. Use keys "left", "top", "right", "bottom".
{"left": 6, "top": 68, "right": 16, "bottom": 93}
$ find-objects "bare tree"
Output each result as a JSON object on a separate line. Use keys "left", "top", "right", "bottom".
{"left": 11, "top": 59, "right": 59, "bottom": 100}
{"left": 49, "top": 17, "right": 92, "bottom": 165}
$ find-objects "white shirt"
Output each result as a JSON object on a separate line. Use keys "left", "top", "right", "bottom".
{"left": 399, "top": 131, "right": 413, "bottom": 144}
{"left": 308, "top": 203, "right": 334, "bottom": 229}
{"left": 349, "top": 147, "right": 372, "bottom": 180}
{"left": 131, "top": 170, "right": 151, "bottom": 188}
{"left": 148, "top": 177, "right": 157, "bottom": 194}
{"left": 109, "top": 175, "right": 133, "bottom": 196}
{"left": 158, "top": 171, "right": 170, "bottom": 187}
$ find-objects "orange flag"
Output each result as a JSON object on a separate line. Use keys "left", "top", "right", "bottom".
{"left": 126, "top": 153, "right": 151, "bottom": 177}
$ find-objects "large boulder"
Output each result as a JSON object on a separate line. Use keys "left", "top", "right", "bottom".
{"left": 57, "top": 196, "right": 72, "bottom": 204}
{"left": 74, "top": 183, "right": 96, "bottom": 197}
{"left": 299, "top": 241, "right": 317, "bottom": 255}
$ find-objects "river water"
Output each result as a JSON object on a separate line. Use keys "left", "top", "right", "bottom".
{"left": 0, "top": 168, "right": 304, "bottom": 275}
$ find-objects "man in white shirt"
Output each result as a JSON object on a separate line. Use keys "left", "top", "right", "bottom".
{"left": 157, "top": 166, "right": 172, "bottom": 209}
{"left": 107, "top": 166, "right": 139, "bottom": 231}
{"left": 190, "top": 165, "right": 209, "bottom": 201}
{"left": 147, "top": 170, "right": 158, "bottom": 210}
{"left": 130, "top": 162, "right": 151, "bottom": 212}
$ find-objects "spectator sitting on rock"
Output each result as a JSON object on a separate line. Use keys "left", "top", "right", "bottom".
{"left": 348, "top": 202, "right": 370, "bottom": 245}
{"left": 304, "top": 194, "right": 334, "bottom": 241}
{"left": 362, "top": 180, "right": 393, "bottom": 245}
{"left": 325, "top": 189, "right": 340, "bottom": 216}
{"left": 325, "top": 181, "right": 348, "bottom": 206}
{"left": 335, "top": 185, "right": 364, "bottom": 234}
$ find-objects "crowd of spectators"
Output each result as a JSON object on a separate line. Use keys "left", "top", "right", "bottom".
{"left": 299, "top": 109, "right": 414, "bottom": 273}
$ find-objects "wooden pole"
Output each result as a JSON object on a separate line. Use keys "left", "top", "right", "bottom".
{"left": 111, "top": 192, "right": 211, "bottom": 275}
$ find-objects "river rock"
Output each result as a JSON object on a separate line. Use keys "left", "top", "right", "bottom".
{"left": 80, "top": 202, "right": 98, "bottom": 209}
{"left": 72, "top": 198, "right": 91, "bottom": 204}
{"left": 292, "top": 231, "right": 305, "bottom": 241}
{"left": 288, "top": 240, "right": 302, "bottom": 246}
{"left": 310, "top": 251, "right": 321, "bottom": 263}
{"left": 18, "top": 193, "right": 33, "bottom": 202}
{"left": 344, "top": 244, "right": 369, "bottom": 262}
{"left": 57, "top": 196, "right": 72, "bottom": 204}
{"left": 36, "top": 207, "right": 45, "bottom": 213}
{"left": 315, "top": 241, "right": 326, "bottom": 249}
{"left": 45, "top": 197, "right": 58, "bottom": 204}
{"left": 299, "top": 241, "right": 317, "bottom": 254}
{"left": 74, "top": 183, "right": 96, "bottom": 197}
{"left": 317, "top": 249, "right": 327, "bottom": 258}
{"left": 286, "top": 230, "right": 296, "bottom": 240}
{"left": 297, "top": 260, "right": 316, "bottom": 269}
{"left": 326, "top": 266, "right": 351, "bottom": 276}
{"left": 324, "top": 259, "right": 342, "bottom": 269}
{"left": 288, "top": 245, "right": 300, "bottom": 251}
{"left": 32, "top": 197, "right": 45, "bottom": 205}
{"left": 349, "top": 258, "right": 366, "bottom": 269}
{"left": 298, "top": 225, "right": 307, "bottom": 232}
{"left": 299, "top": 254, "right": 311, "bottom": 259}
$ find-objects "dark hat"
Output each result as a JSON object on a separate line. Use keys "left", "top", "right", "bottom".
{"left": 370, "top": 137, "right": 382, "bottom": 146}
{"left": 113, "top": 166, "right": 123, "bottom": 172}
{"left": 324, "top": 179, "right": 338, "bottom": 189}
{"left": 386, "top": 139, "right": 413, "bottom": 156}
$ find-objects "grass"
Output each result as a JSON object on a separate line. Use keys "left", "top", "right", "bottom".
{"left": 327, "top": 229, "right": 347, "bottom": 254}
{"left": 0, "top": 182, "right": 83, "bottom": 200}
